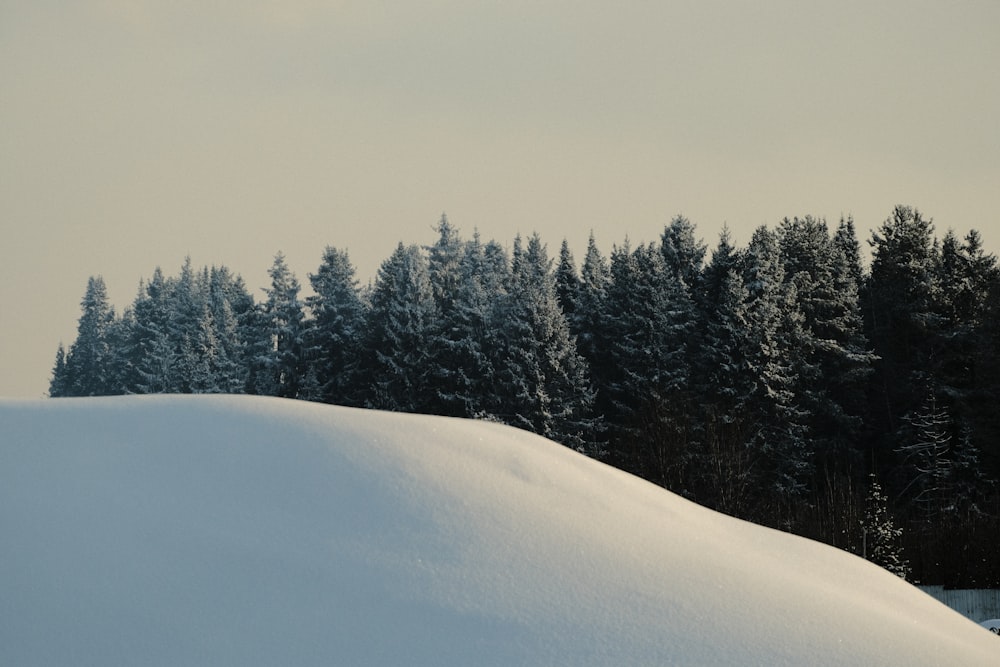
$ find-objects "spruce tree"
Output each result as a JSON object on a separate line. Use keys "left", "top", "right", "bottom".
{"left": 861, "top": 474, "right": 910, "bottom": 580}
{"left": 554, "top": 238, "right": 581, "bottom": 318}
{"left": 778, "top": 216, "right": 875, "bottom": 467}
{"left": 603, "top": 241, "right": 696, "bottom": 483}
{"left": 249, "top": 253, "right": 307, "bottom": 398}
{"left": 690, "top": 231, "right": 756, "bottom": 514}
{"left": 360, "top": 243, "right": 439, "bottom": 413}
{"left": 495, "top": 234, "right": 597, "bottom": 451}
{"left": 866, "top": 205, "right": 941, "bottom": 435}
{"left": 48, "top": 344, "right": 69, "bottom": 397}
{"left": 660, "top": 215, "right": 706, "bottom": 292}
{"left": 431, "top": 231, "right": 504, "bottom": 419}
{"left": 742, "top": 226, "right": 811, "bottom": 524}
{"left": 63, "top": 276, "right": 116, "bottom": 396}
{"left": 305, "top": 246, "right": 366, "bottom": 406}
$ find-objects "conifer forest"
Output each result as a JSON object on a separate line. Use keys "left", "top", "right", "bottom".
{"left": 50, "top": 206, "right": 1000, "bottom": 586}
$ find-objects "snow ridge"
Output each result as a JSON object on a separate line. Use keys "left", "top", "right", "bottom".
{"left": 1, "top": 395, "right": 996, "bottom": 665}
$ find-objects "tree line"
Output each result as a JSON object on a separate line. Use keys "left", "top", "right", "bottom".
{"left": 50, "top": 206, "right": 1000, "bottom": 586}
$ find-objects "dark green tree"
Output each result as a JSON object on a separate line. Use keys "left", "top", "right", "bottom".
{"left": 305, "top": 246, "right": 367, "bottom": 405}
{"left": 63, "top": 276, "right": 116, "bottom": 396}
{"left": 360, "top": 243, "right": 439, "bottom": 412}
{"left": 248, "top": 253, "right": 307, "bottom": 398}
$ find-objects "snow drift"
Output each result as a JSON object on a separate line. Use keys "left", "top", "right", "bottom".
{"left": 1, "top": 395, "right": 996, "bottom": 665}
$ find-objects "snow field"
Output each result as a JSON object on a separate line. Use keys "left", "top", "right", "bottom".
{"left": 1, "top": 395, "right": 997, "bottom": 665}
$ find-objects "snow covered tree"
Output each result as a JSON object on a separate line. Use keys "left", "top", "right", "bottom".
{"left": 865, "top": 206, "right": 941, "bottom": 435}
{"left": 778, "top": 216, "right": 875, "bottom": 465}
{"left": 897, "top": 391, "right": 955, "bottom": 519}
{"left": 425, "top": 214, "right": 464, "bottom": 318}
{"left": 429, "top": 231, "right": 505, "bottom": 419}
{"left": 861, "top": 474, "right": 910, "bottom": 580}
{"left": 494, "top": 234, "right": 597, "bottom": 451}
{"left": 62, "top": 276, "right": 116, "bottom": 396}
{"left": 248, "top": 253, "right": 307, "bottom": 398}
{"left": 305, "top": 246, "right": 367, "bottom": 406}
{"left": 602, "top": 241, "right": 697, "bottom": 482}
{"left": 423, "top": 216, "right": 479, "bottom": 416}
{"left": 203, "top": 268, "right": 250, "bottom": 394}
{"left": 554, "top": 238, "right": 581, "bottom": 318}
{"left": 741, "top": 226, "right": 812, "bottom": 523}
{"left": 660, "top": 215, "right": 706, "bottom": 294}
{"left": 128, "top": 268, "right": 177, "bottom": 393}
{"left": 360, "top": 243, "right": 439, "bottom": 413}
{"left": 688, "top": 230, "right": 756, "bottom": 514}
{"left": 48, "top": 344, "right": 68, "bottom": 397}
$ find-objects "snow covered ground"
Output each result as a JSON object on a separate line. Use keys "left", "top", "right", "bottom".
{"left": 2, "top": 395, "right": 997, "bottom": 665}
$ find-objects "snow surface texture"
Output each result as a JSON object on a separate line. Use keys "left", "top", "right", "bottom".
{"left": 2, "top": 395, "right": 997, "bottom": 666}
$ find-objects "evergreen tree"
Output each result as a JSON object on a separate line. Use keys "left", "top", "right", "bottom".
{"left": 778, "top": 216, "right": 875, "bottom": 466}
{"left": 360, "top": 243, "right": 439, "bottom": 412}
{"left": 184, "top": 304, "right": 214, "bottom": 393}
{"left": 48, "top": 344, "right": 68, "bottom": 397}
{"left": 63, "top": 276, "right": 116, "bottom": 396}
{"left": 660, "top": 215, "right": 706, "bottom": 292}
{"left": 572, "top": 233, "right": 613, "bottom": 443}
{"left": 603, "top": 241, "right": 697, "bottom": 482}
{"left": 861, "top": 474, "right": 910, "bottom": 580}
{"left": 898, "top": 391, "right": 955, "bottom": 519}
{"left": 934, "top": 229, "right": 998, "bottom": 416}
{"left": 207, "top": 266, "right": 252, "bottom": 393}
{"left": 554, "top": 238, "right": 581, "bottom": 318}
{"left": 424, "top": 216, "right": 470, "bottom": 415}
{"left": 105, "top": 306, "right": 136, "bottom": 394}
{"left": 249, "top": 253, "right": 307, "bottom": 398}
{"left": 833, "top": 216, "right": 864, "bottom": 288}
{"left": 865, "top": 205, "right": 941, "bottom": 435}
{"left": 425, "top": 214, "right": 464, "bottom": 318}
{"left": 742, "top": 226, "right": 812, "bottom": 523}
{"left": 689, "top": 231, "right": 756, "bottom": 514}
{"left": 429, "top": 231, "right": 504, "bottom": 419}
{"left": 495, "top": 234, "right": 597, "bottom": 451}
{"left": 305, "top": 246, "right": 366, "bottom": 405}
{"left": 130, "top": 268, "right": 178, "bottom": 393}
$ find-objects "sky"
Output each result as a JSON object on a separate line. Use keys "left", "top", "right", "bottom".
{"left": 4, "top": 394, "right": 998, "bottom": 664}
{"left": 2, "top": 0, "right": 999, "bottom": 398}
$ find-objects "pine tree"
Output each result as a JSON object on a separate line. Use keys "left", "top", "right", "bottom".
{"left": 898, "top": 391, "right": 954, "bottom": 519}
{"left": 207, "top": 266, "right": 252, "bottom": 393}
{"left": 424, "top": 216, "right": 471, "bottom": 416}
{"left": 660, "top": 215, "right": 706, "bottom": 293}
{"left": 105, "top": 306, "right": 136, "bottom": 394}
{"left": 305, "top": 246, "right": 366, "bottom": 405}
{"left": 689, "top": 231, "right": 756, "bottom": 514}
{"left": 63, "top": 276, "right": 116, "bottom": 396}
{"left": 603, "top": 241, "right": 697, "bottom": 482}
{"left": 554, "top": 238, "right": 581, "bottom": 318}
{"left": 48, "top": 344, "right": 69, "bottom": 397}
{"left": 861, "top": 474, "right": 910, "bottom": 580}
{"left": 130, "top": 268, "right": 177, "bottom": 393}
{"left": 360, "top": 243, "right": 439, "bottom": 412}
{"left": 742, "top": 226, "right": 811, "bottom": 523}
{"left": 249, "top": 253, "right": 307, "bottom": 398}
{"left": 495, "top": 233, "right": 597, "bottom": 451}
{"left": 425, "top": 214, "right": 464, "bottom": 318}
{"left": 572, "top": 233, "right": 613, "bottom": 444}
{"left": 778, "top": 216, "right": 875, "bottom": 466}
{"left": 187, "top": 303, "right": 222, "bottom": 393}
{"left": 865, "top": 205, "right": 941, "bottom": 435}
{"left": 430, "top": 231, "right": 504, "bottom": 419}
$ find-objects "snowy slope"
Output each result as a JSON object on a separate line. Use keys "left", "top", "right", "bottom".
{"left": 1, "top": 395, "right": 996, "bottom": 666}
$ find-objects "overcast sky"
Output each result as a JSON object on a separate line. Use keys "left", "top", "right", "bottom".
{"left": 3, "top": 1, "right": 999, "bottom": 398}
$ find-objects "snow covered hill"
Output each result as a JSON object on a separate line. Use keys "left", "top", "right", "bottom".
{"left": 2, "top": 395, "right": 996, "bottom": 665}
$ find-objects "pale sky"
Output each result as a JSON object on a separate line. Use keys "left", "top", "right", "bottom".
{"left": 2, "top": 0, "right": 999, "bottom": 398}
